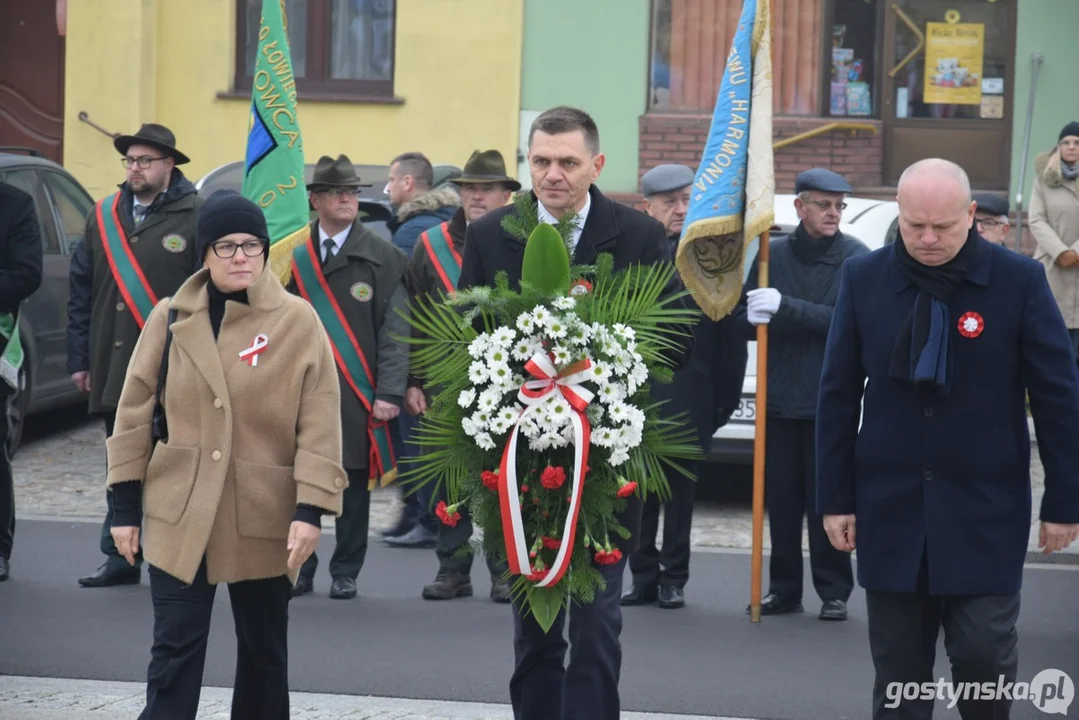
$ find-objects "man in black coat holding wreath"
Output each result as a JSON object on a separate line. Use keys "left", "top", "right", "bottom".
{"left": 458, "top": 105, "right": 692, "bottom": 720}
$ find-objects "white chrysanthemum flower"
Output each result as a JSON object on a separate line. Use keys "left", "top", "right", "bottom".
{"left": 474, "top": 432, "right": 496, "bottom": 451}
{"left": 488, "top": 345, "right": 511, "bottom": 366}
{"left": 487, "top": 362, "right": 513, "bottom": 387}
{"left": 517, "top": 312, "right": 536, "bottom": 334}
{"left": 548, "top": 397, "right": 571, "bottom": 425}
{"left": 613, "top": 323, "right": 636, "bottom": 342}
{"left": 477, "top": 389, "right": 501, "bottom": 413}
{"left": 469, "top": 361, "right": 489, "bottom": 385}
{"left": 551, "top": 345, "right": 573, "bottom": 365}
{"left": 531, "top": 305, "right": 553, "bottom": 326}
{"left": 588, "top": 362, "right": 612, "bottom": 384}
{"left": 609, "top": 448, "right": 630, "bottom": 466}
{"left": 598, "top": 382, "right": 627, "bottom": 404}
{"left": 512, "top": 340, "right": 541, "bottom": 362}
{"left": 608, "top": 401, "right": 630, "bottom": 424}
{"left": 591, "top": 426, "right": 616, "bottom": 448}
{"left": 491, "top": 326, "right": 516, "bottom": 347}
{"left": 530, "top": 434, "right": 553, "bottom": 452}
{"left": 471, "top": 410, "right": 493, "bottom": 430}
{"left": 521, "top": 416, "right": 541, "bottom": 439}
{"left": 542, "top": 432, "right": 567, "bottom": 450}
{"left": 461, "top": 417, "right": 478, "bottom": 436}
{"left": 565, "top": 321, "right": 592, "bottom": 347}
{"left": 612, "top": 357, "right": 632, "bottom": 378}
{"left": 458, "top": 388, "right": 477, "bottom": 409}
{"left": 547, "top": 316, "right": 569, "bottom": 339}
{"left": 622, "top": 425, "right": 643, "bottom": 448}
{"left": 552, "top": 296, "right": 576, "bottom": 311}
{"left": 468, "top": 335, "right": 490, "bottom": 359}
{"left": 489, "top": 417, "right": 512, "bottom": 436}
{"left": 498, "top": 407, "right": 519, "bottom": 424}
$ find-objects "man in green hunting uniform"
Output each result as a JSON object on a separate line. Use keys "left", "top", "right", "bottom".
{"left": 68, "top": 123, "right": 203, "bottom": 588}
{"left": 405, "top": 149, "right": 519, "bottom": 603}
{"left": 290, "top": 154, "right": 411, "bottom": 600}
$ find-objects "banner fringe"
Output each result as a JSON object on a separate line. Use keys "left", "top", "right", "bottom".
{"left": 269, "top": 224, "right": 310, "bottom": 286}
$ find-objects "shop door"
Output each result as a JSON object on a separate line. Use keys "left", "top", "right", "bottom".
{"left": 0, "top": 1, "right": 66, "bottom": 162}
{"left": 880, "top": 0, "right": 1015, "bottom": 188}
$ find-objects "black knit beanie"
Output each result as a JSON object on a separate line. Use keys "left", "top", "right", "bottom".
{"left": 196, "top": 190, "right": 270, "bottom": 260}
{"left": 1059, "top": 121, "right": 1079, "bottom": 143}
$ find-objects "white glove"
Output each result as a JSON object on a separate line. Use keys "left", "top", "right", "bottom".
{"left": 746, "top": 288, "right": 781, "bottom": 325}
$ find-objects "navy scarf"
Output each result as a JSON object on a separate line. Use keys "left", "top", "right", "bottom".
{"left": 888, "top": 229, "right": 979, "bottom": 392}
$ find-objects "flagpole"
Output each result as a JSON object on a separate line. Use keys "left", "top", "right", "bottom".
{"left": 749, "top": 0, "right": 775, "bottom": 625}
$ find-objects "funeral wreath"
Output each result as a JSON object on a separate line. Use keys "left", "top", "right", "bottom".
{"left": 401, "top": 195, "right": 702, "bottom": 631}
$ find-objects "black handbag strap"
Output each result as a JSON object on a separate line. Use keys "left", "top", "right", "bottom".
{"left": 155, "top": 308, "right": 178, "bottom": 408}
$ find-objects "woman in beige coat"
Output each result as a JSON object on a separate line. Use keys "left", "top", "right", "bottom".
{"left": 1031, "top": 121, "right": 1079, "bottom": 354}
{"left": 106, "top": 190, "right": 346, "bottom": 720}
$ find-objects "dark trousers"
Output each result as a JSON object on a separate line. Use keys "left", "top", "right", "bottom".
{"left": 866, "top": 553, "right": 1020, "bottom": 719}
{"left": 766, "top": 417, "right": 852, "bottom": 603}
{"left": 436, "top": 489, "right": 504, "bottom": 578}
{"left": 629, "top": 459, "right": 697, "bottom": 588}
{"left": 510, "top": 556, "right": 625, "bottom": 720}
{"left": 396, "top": 412, "right": 436, "bottom": 532}
{"left": 0, "top": 384, "right": 14, "bottom": 560}
{"left": 141, "top": 560, "right": 291, "bottom": 720}
{"left": 300, "top": 467, "right": 369, "bottom": 580}
{"left": 101, "top": 411, "right": 143, "bottom": 569}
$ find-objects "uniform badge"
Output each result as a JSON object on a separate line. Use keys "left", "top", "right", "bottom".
{"left": 162, "top": 234, "right": 187, "bottom": 253}
{"left": 351, "top": 282, "right": 373, "bottom": 302}
{"left": 958, "top": 311, "right": 984, "bottom": 338}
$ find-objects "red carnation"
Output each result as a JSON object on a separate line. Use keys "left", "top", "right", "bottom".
{"left": 616, "top": 479, "right": 638, "bottom": 499}
{"left": 435, "top": 501, "right": 461, "bottom": 527}
{"left": 543, "top": 537, "right": 562, "bottom": 550}
{"left": 594, "top": 547, "right": 624, "bottom": 566}
{"left": 521, "top": 484, "right": 530, "bottom": 493}
{"left": 481, "top": 470, "right": 499, "bottom": 491}
{"left": 541, "top": 465, "right": 566, "bottom": 490}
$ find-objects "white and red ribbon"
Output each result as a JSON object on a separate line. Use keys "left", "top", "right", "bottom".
{"left": 498, "top": 352, "right": 593, "bottom": 588}
{"left": 239, "top": 334, "right": 269, "bottom": 367}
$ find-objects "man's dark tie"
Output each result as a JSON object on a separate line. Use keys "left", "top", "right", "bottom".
{"left": 322, "top": 238, "right": 337, "bottom": 265}
{"left": 133, "top": 204, "right": 148, "bottom": 226}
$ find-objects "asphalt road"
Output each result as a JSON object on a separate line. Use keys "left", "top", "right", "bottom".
{"left": 1, "top": 520, "right": 1077, "bottom": 720}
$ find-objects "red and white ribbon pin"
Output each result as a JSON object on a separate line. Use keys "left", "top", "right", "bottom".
{"left": 239, "top": 334, "right": 269, "bottom": 367}
{"left": 498, "top": 352, "right": 593, "bottom": 588}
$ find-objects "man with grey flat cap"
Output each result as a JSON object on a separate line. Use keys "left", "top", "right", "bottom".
{"left": 70, "top": 122, "right": 203, "bottom": 588}
{"left": 973, "top": 193, "right": 1011, "bottom": 246}
{"left": 409, "top": 149, "right": 518, "bottom": 603}
{"left": 732, "top": 167, "right": 868, "bottom": 621}
{"left": 622, "top": 164, "right": 747, "bottom": 610}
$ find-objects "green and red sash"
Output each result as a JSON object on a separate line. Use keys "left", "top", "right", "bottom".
{"left": 95, "top": 193, "right": 159, "bottom": 328}
{"left": 291, "top": 237, "right": 396, "bottom": 490}
{"left": 419, "top": 221, "right": 461, "bottom": 295}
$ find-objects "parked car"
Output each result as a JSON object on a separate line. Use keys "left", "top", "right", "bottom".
{"left": 195, "top": 160, "right": 463, "bottom": 243}
{"left": 0, "top": 148, "right": 96, "bottom": 452}
{"left": 708, "top": 194, "right": 899, "bottom": 464}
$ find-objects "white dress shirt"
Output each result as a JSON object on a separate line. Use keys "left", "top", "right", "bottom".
{"left": 318, "top": 225, "right": 351, "bottom": 261}
{"left": 537, "top": 192, "right": 592, "bottom": 254}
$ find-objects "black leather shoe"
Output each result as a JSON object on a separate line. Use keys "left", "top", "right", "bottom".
{"left": 620, "top": 582, "right": 659, "bottom": 606}
{"left": 78, "top": 563, "right": 140, "bottom": 588}
{"left": 0, "top": 557, "right": 8, "bottom": 582}
{"left": 820, "top": 599, "right": 848, "bottom": 621}
{"left": 422, "top": 570, "right": 473, "bottom": 600}
{"left": 329, "top": 576, "right": 358, "bottom": 600}
{"left": 291, "top": 575, "right": 313, "bottom": 597}
{"left": 490, "top": 576, "right": 512, "bottom": 604}
{"left": 658, "top": 584, "right": 685, "bottom": 609}
{"left": 746, "top": 593, "right": 804, "bottom": 615}
{"left": 383, "top": 525, "right": 437, "bottom": 548}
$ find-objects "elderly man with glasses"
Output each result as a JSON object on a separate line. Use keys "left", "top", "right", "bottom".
{"left": 972, "top": 193, "right": 1012, "bottom": 247}
{"left": 68, "top": 122, "right": 203, "bottom": 589}
{"left": 732, "top": 168, "right": 870, "bottom": 621}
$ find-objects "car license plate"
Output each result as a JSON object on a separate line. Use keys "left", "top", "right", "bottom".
{"left": 731, "top": 398, "right": 756, "bottom": 421}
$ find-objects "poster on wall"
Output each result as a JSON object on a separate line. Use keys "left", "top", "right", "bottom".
{"left": 923, "top": 22, "right": 984, "bottom": 105}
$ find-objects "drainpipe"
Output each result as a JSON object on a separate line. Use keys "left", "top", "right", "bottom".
{"left": 1014, "top": 52, "right": 1044, "bottom": 254}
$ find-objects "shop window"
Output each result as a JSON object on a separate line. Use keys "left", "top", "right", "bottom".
{"left": 828, "top": 0, "right": 879, "bottom": 117}
{"left": 649, "top": 0, "right": 821, "bottom": 115}
{"left": 234, "top": 0, "right": 396, "bottom": 100}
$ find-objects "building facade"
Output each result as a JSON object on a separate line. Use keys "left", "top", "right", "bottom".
{"left": 53, "top": 0, "right": 523, "bottom": 200}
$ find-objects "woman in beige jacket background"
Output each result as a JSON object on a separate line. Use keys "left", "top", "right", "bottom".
{"left": 106, "top": 190, "right": 346, "bottom": 720}
{"left": 1031, "top": 121, "right": 1079, "bottom": 354}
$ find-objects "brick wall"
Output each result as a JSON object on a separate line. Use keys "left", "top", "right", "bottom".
{"left": 638, "top": 113, "right": 884, "bottom": 194}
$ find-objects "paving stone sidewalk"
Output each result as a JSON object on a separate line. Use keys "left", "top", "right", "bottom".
{"left": 12, "top": 413, "right": 1075, "bottom": 560}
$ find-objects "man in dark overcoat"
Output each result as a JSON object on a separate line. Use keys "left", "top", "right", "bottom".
{"left": 733, "top": 168, "right": 867, "bottom": 621}
{"left": 817, "top": 158, "right": 1079, "bottom": 719}
{"left": 0, "top": 181, "right": 44, "bottom": 582}
{"left": 622, "top": 164, "right": 747, "bottom": 610}
{"left": 458, "top": 106, "right": 692, "bottom": 720}
{"left": 290, "top": 154, "right": 410, "bottom": 601}
{"left": 69, "top": 123, "right": 203, "bottom": 588}
{"left": 406, "top": 149, "right": 518, "bottom": 604}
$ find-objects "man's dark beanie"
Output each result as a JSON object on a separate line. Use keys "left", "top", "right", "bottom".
{"left": 196, "top": 190, "right": 270, "bottom": 259}
{"left": 1059, "top": 121, "right": 1079, "bottom": 143}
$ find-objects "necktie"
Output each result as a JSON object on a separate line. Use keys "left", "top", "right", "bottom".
{"left": 133, "top": 204, "right": 148, "bottom": 226}
{"left": 322, "top": 238, "right": 337, "bottom": 264}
